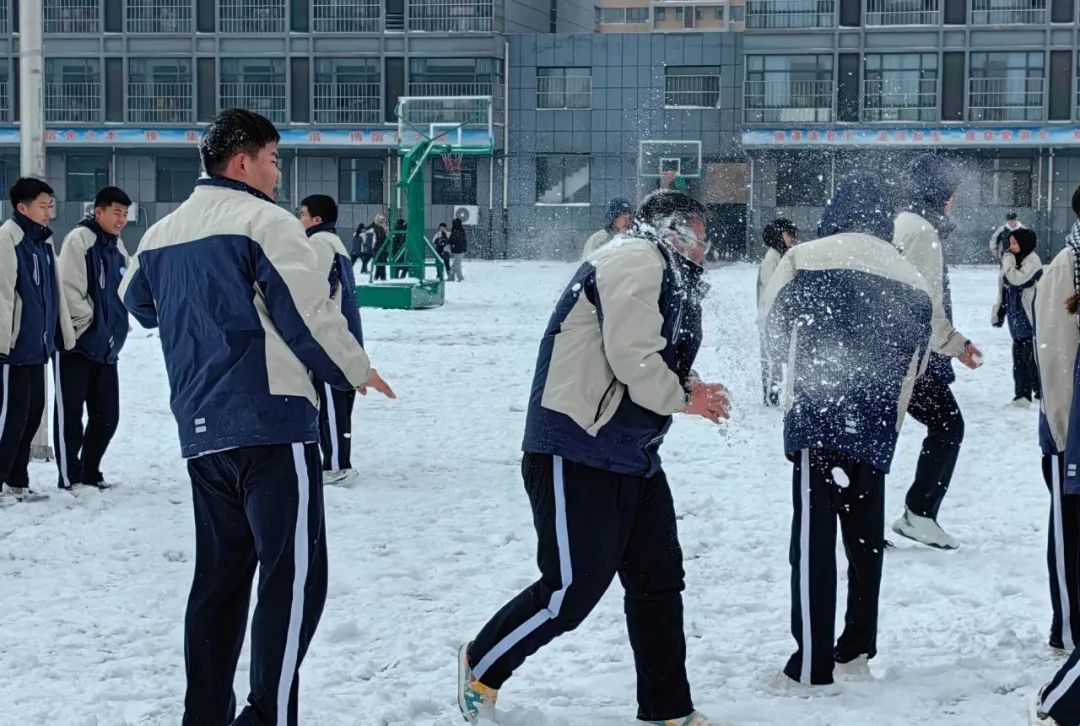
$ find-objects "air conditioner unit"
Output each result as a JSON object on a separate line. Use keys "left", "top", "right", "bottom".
{"left": 81, "top": 201, "right": 139, "bottom": 222}
{"left": 454, "top": 205, "right": 480, "bottom": 226}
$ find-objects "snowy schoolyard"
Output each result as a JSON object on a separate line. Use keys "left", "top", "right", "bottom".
{"left": 0, "top": 260, "right": 1058, "bottom": 725}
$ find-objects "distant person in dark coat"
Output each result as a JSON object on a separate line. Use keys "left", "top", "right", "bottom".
{"left": 449, "top": 218, "right": 467, "bottom": 282}
{"left": 392, "top": 219, "right": 407, "bottom": 279}
{"left": 434, "top": 222, "right": 452, "bottom": 279}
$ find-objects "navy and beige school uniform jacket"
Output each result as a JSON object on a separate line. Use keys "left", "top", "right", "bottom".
{"left": 895, "top": 211, "right": 970, "bottom": 384}
{"left": 1035, "top": 245, "right": 1080, "bottom": 490}
{"left": 758, "top": 233, "right": 934, "bottom": 473}
{"left": 57, "top": 218, "right": 130, "bottom": 364}
{"left": 119, "top": 178, "right": 372, "bottom": 459}
{"left": 0, "top": 212, "right": 76, "bottom": 365}
{"left": 992, "top": 251, "right": 1042, "bottom": 340}
{"left": 305, "top": 223, "right": 364, "bottom": 348}
{"left": 522, "top": 236, "right": 706, "bottom": 477}
{"left": 757, "top": 247, "right": 783, "bottom": 303}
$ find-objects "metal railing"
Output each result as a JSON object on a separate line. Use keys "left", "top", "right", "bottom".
{"left": 409, "top": 82, "right": 500, "bottom": 100}
{"left": 968, "top": 76, "right": 1044, "bottom": 121}
{"left": 126, "top": 0, "right": 194, "bottom": 33}
{"left": 45, "top": 0, "right": 100, "bottom": 33}
{"left": 45, "top": 82, "right": 102, "bottom": 122}
{"left": 746, "top": 0, "right": 835, "bottom": 28}
{"left": 408, "top": 0, "right": 494, "bottom": 32}
{"left": 313, "top": 82, "right": 381, "bottom": 123}
{"left": 971, "top": 0, "right": 1047, "bottom": 24}
{"left": 743, "top": 79, "right": 835, "bottom": 122}
{"left": 218, "top": 0, "right": 286, "bottom": 33}
{"left": 537, "top": 75, "right": 592, "bottom": 109}
{"left": 220, "top": 82, "right": 286, "bottom": 122}
{"left": 0, "top": 1, "right": 7, "bottom": 34}
{"left": 313, "top": 0, "right": 381, "bottom": 32}
{"left": 862, "top": 77, "right": 938, "bottom": 121}
{"left": 128, "top": 82, "right": 194, "bottom": 122}
{"left": 0, "top": 81, "right": 8, "bottom": 122}
{"left": 664, "top": 74, "right": 722, "bottom": 108}
{"left": 865, "top": 0, "right": 940, "bottom": 25}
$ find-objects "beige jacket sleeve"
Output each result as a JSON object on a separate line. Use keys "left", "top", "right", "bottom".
{"left": 594, "top": 246, "right": 687, "bottom": 416}
{"left": 57, "top": 227, "right": 96, "bottom": 338}
{"left": 256, "top": 214, "right": 371, "bottom": 389}
{"left": 1035, "top": 248, "right": 1080, "bottom": 453}
{"left": 0, "top": 225, "right": 17, "bottom": 356}
{"left": 896, "top": 214, "right": 969, "bottom": 358}
{"left": 582, "top": 229, "right": 611, "bottom": 261}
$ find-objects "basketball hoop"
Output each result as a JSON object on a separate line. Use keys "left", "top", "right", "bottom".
{"left": 661, "top": 170, "right": 676, "bottom": 189}
{"left": 440, "top": 152, "right": 464, "bottom": 175}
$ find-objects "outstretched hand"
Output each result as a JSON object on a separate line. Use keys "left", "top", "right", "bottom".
{"left": 685, "top": 381, "right": 731, "bottom": 424}
{"left": 959, "top": 343, "right": 983, "bottom": 370}
{"left": 359, "top": 368, "right": 397, "bottom": 399}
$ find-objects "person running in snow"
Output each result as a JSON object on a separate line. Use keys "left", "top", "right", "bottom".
{"left": 300, "top": 194, "right": 365, "bottom": 487}
{"left": 1031, "top": 184, "right": 1080, "bottom": 726}
{"left": 457, "top": 190, "right": 730, "bottom": 726}
{"left": 53, "top": 185, "right": 132, "bottom": 492}
{"left": 0, "top": 178, "right": 75, "bottom": 504}
{"left": 757, "top": 217, "right": 798, "bottom": 407}
{"left": 990, "top": 211, "right": 1025, "bottom": 261}
{"left": 582, "top": 197, "right": 634, "bottom": 260}
{"left": 119, "top": 109, "right": 395, "bottom": 726}
{"left": 891, "top": 154, "right": 983, "bottom": 551}
{"left": 992, "top": 227, "right": 1042, "bottom": 406}
{"left": 759, "top": 170, "right": 933, "bottom": 688}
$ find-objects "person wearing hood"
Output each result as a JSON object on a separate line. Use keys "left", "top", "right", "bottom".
{"left": 891, "top": 154, "right": 982, "bottom": 551}
{"left": 1032, "top": 185, "right": 1080, "bottom": 726}
{"left": 0, "top": 177, "right": 76, "bottom": 504}
{"left": 457, "top": 191, "right": 730, "bottom": 726}
{"left": 759, "top": 170, "right": 933, "bottom": 688}
{"left": 758, "top": 217, "right": 798, "bottom": 406}
{"left": 582, "top": 197, "right": 634, "bottom": 260}
{"left": 53, "top": 185, "right": 132, "bottom": 492}
{"left": 991, "top": 226, "right": 1042, "bottom": 406}
{"left": 990, "top": 212, "right": 1024, "bottom": 261}
{"left": 300, "top": 194, "right": 365, "bottom": 487}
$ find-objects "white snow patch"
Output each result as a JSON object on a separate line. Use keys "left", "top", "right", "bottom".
{"left": 832, "top": 467, "right": 850, "bottom": 488}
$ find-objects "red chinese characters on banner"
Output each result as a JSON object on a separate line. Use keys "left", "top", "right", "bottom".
{"left": 144, "top": 130, "right": 159, "bottom": 141}
{"left": 45, "top": 130, "right": 58, "bottom": 142}
{"left": 895, "top": 130, "right": 907, "bottom": 141}
{"left": 1039, "top": 130, "right": 1049, "bottom": 140}
{"left": 186, "top": 130, "right": 199, "bottom": 142}
{"left": 1074, "top": 129, "right": 1080, "bottom": 141}
{"left": 843, "top": 130, "right": 854, "bottom": 141}
{"left": 105, "top": 130, "right": 118, "bottom": 141}
{"left": 931, "top": 131, "right": 942, "bottom": 142}
{"left": 808, "top": 130, "right": 820, "bottom": 142}
{"left": 965, "top": 130, "right": 977, "bottom": 141}
{"left": 826, "top": 130, "right": 837, "bottom": 142}
{"left": 349, "top": 131, "right": 364, "bottom": 143}
{"left": 308, "top": 130, "right": 322, "bottom": 142}
{"left": 773, "top": 131, "right": 785, "bottom": 142}
{"left": 372, "top": 132, "right": 384, "bottom": 143}
{"left": 983, "top": 130, "right": 994, "bottom": 141}
{"left": 84, "top": 130, "right": 96, "bottom": 141}
{"left": 1002, "top": 130, "right": 1013, "bottom": 141}
{"left": 64, "top": 131, "right": 76, "bottom": 141}
{"left": 1019, "top": 129, "right": 1032, "bottom": 141}
{"left": 913, "top": 130, "right": 924, "bottom": 141}
{"left": 877, "top": 131, "right": 888, "bottom": 142}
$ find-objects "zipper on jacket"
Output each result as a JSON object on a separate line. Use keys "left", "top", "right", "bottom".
{"left": 594, "top": 377, "right": 617, "bottom": 423}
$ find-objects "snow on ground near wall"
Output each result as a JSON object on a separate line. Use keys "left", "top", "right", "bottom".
{"left": 0, "top": 261, "right": 1057, "bottom": 726}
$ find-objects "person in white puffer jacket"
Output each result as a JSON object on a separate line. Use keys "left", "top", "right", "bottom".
{"left": 757, "top": 217, "right": 798, "bottom": 407}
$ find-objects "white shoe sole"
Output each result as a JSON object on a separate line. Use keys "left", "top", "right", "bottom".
{"left": 891, "top": 517, "right": 958, "bottom": 551}
{"left": 458, "top": 643, "right": 478, "bottom": 724}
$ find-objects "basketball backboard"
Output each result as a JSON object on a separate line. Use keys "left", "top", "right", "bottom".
{"left": 396, "top": 95, "right": 494, "bottom": 152}
{"left": 638, "top": 140, "right": 703, "bottom": 179}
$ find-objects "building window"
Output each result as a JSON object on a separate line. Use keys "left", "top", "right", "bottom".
{"left": 314, "top": 58, "right": 381, "bottom": 124}
{"left": 66, "top": 155, "right": 109, "bottom": 202}
{"left": 537, "top": 68, "right": 591, "bottom": 110}
{"left": 656, "top": 7, "right": 667, "bottom": 21}
{"left": 408, "top": 57, "right": 501, "bottom": 104}
{"left": 220, "top": 58, "right": 287, "bottom": 123}
{"left": 862, "top": 53, "right": 938, "bottom": 122}
{"left": 865, "top": 0, "right": 941, "bottom": 26}
{"left": 0, "top": 60, "right": 9, "bottom": 123}
{"left": 775, "top": 153, "right": 829, "bottom": 207}
{"left": 665, "top": 66, "right": 721, "bottom": 108}
{"left": 978, "top": 161, "right": 1033, "bottom": 207}
{"left": 676, "top": 7, "right": 685, "bottom": 19}
{"left": 126, "top": 0, "right": 194, "bottom": 33}
{"left": 313, "top": 0, "right": 381, "bottom": 32}
{"left": 432, "top": 156, "right": 478, "bottom": 205}
{"left": 155, "top": 155, "right": 200, "bottom": 203}
{"left": 45, "top": 58, "right": 102, "bottom": 122}
{"left": 44, "top": 0, "right": 100, "bottom": 33}
{"left": 627, "top": 7, "right": 649, "bottom": 22}
{"left": 408, "top": 0, "right": 494, "bottom": 32}
{"left": 338, "top": 158, "right": 385, "bottom": 204}
{"left": 599, "top": 7, "right": 625, "bottom": 22}
{"left": 0, "top": 1, "right": 8, "bottom": 34}
{"left": 746, "top": 0, "right": 835, "bottom": 29}
{"left": 715, "top": 6, "right": 725, "bottom": 19}
{"left": 536, "top": 155, "right": 590, "bottom": 205}
{"left": 969, "top": 51, "right": 1045, "bottom": 122}
{"left": 745, "top": 54, "right": 834, "bottom": 123}
{"left": 971, "top": 0, "right": 1047, "bottom": 25}
{"left": 128, "top": 58, "right": 193, "bottom": 123}
{"left": 218, "top": 0, "right": 286, "bottom": 33}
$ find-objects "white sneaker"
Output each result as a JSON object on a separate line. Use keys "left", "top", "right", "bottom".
{"left": 323, "top": 469, "right": 358, "bottom": 486}
{"left": 1011, "top": 397, "right": 1033, "bottom": 408}
{"left": 3, "top": 486, "right": 50, "bottom": 503}
{"left": 891, "top": 509, "right": 959, "bottom": 550}
{"left": 833, "top": 655, "right": 873, "bottom": 681}
{"left": 768, "top": 671, "right": 841, "bottom": 697}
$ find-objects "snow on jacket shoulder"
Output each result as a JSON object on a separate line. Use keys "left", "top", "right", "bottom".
{"left": 306, "top": 224, "right": 364, "bottom": 349}
{"left": 581, "top": 228, "right": 611, "bottom": 260}
{"left": 119, "top": 178, "right": 371, "bottom": 459}
{"left": 992, "top": 251, "right": 1042, "bottom": 339}
{"left": 57, "top": 219, "right": 131, "bottom": 364}
{"left": 1036, "top": 247, "right": 1080, "bottom": 467}
{"left": 758, "top": 233, "right": 934, "bottom": 473}
{"left": 0, "top": 214, "right": 75, "bottom": 365}
{"left": 894, "top": 211, "right": 969, "bottom": 359}
{"left": 757, "top": 247, "right": 782, "bottom": 304}
{"left": 522, "top": 236, "right": 704, "bottom": 477}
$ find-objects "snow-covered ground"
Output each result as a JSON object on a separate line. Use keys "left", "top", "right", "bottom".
{"left": 0, "top": 260, "right": 1059, "bottom": 725}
